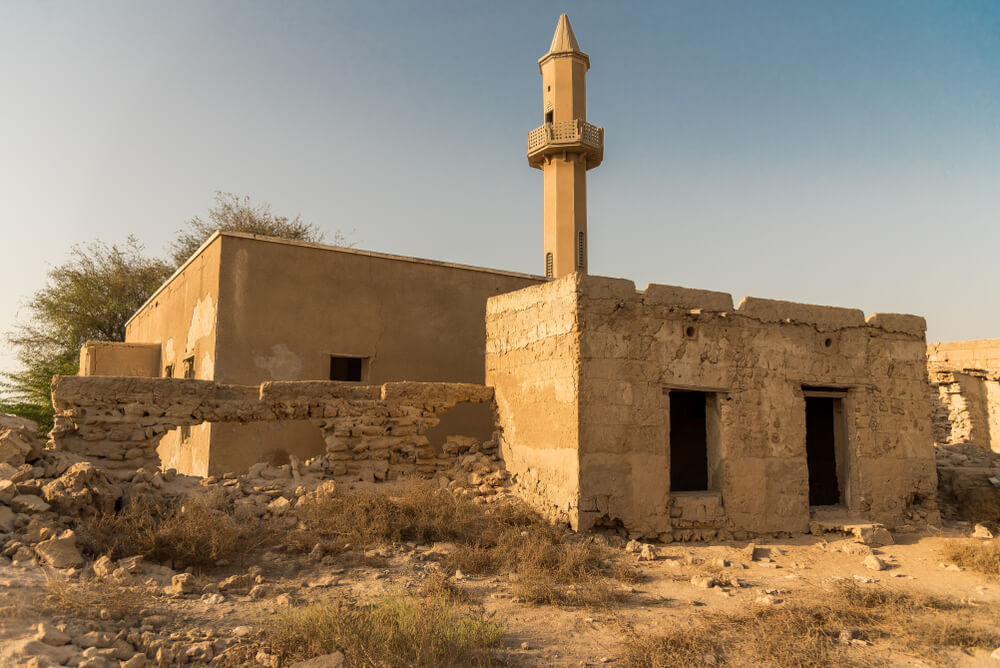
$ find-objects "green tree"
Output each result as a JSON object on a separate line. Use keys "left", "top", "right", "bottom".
{"left": 169, "top": 191, "right": 348, "bottom": 267}
{"left": 1, "top": 237, "right": 173, "bottom": 432}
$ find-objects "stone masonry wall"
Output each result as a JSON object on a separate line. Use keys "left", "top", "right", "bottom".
{"left": 487, "top": 274, "right": 939, "bottom": 540}
{"left": 50, "top": 376, "right": 497, "bottom": 480}
{"left": 574, "top": 274, "right": 937, "bottom": 538}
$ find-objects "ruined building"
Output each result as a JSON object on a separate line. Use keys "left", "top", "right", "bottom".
{"left": 63, "top": 15, "right": 940, "bottom": 538}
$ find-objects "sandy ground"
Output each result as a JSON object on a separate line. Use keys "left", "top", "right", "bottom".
{"left": 3, "top": 522, "right": 996, "bottom": 667}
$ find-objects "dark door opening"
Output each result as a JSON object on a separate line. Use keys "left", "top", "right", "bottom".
{"left": 669, "top": 391, "right": 708, "bottom": 491}
{"left": 805, "top": 396, "right": 841, "bottom": 505}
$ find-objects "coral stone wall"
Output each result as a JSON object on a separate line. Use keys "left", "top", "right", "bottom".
{"left": 49, "top": 376, "right": 497, "bottom": 480}
{"left": 487, "top": 274, "right": 939, "bottom": 539}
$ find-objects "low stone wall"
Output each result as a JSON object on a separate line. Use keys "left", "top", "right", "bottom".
{"left": 50, "top": 376, "right": 497, "bottom": 478}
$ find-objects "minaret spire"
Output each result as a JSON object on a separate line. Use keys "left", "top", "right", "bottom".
{"left": 527, "top": 14, "right": 603, "bottom": 279}
{"left": 547, "top": 13, "right": 582, "bottom": 55}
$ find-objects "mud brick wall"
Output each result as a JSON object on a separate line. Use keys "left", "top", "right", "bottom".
{"left": 50, "top": 376, "right": 495, "bottom": 478}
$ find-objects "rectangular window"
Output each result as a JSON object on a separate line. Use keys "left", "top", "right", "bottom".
{"left": 330, "top": 356, "right": 366, "bottom": 382}
{"left": 577, "top": 231, "right": 585, "bottom": 268}
{"left": 164, "top": 364, "right": 174, "bottom": 378}
{"left": 545, "top": 252, "right": 553, "bottom": 278}
{"left": 669, "top": 390, "right": 710, "bottom": 491}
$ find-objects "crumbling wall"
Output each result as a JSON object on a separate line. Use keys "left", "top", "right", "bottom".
{"left": 573, "top": 274, "right": 936, "bottom": 537}
{"left": 485, "top": 279, "right": 582, "bottom": 527}
{"left": 49, "top": 376, "right": 497, "bottom": 481}
{"left": 487, "top": 273, "right": 939, "bottom": 540}
{"left": 927, "top": 339, "right": 1000, "bottom": 453}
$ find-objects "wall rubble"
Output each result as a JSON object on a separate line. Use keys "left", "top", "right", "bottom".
{"left": 49, "top": 376, "right": 500, "bottom": 484}
{"left": 927, "top": 339, "right": 1000, "bottom": 453}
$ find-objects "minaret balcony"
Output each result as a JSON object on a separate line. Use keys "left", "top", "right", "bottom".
{"left": 527, "top": 120, "right": 604, "bottom": 169}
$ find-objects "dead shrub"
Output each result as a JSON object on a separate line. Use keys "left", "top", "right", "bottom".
{"left": 289, "top": 480, "right": 536, "bottom": 551}
{"left": 76, "top": 492, "right": 271, "bottom": 569}
{"left": 943, "top": 538, "right": 1000, "bottom": 578}
{"left": 291, "top": 481, "right": 635, "bottom": 607}
{"left": 451, "top": 524, "right": 630, "bottom": 607}
{"left": 621, "top": 580, "right": 1000, "bottom": 668}
{"left": 261, "top": 587, "right": 504, "bottom": 667}
{"left": 39, "top": 575, "right": 153, "bottom": 619}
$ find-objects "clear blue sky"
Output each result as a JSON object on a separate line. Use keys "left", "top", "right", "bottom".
{"left": 1, "top": 1, "right": 998, "bottom": 373}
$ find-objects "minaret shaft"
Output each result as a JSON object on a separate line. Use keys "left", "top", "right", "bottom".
{"left": 528, "top": 14, "right": 602, "bottom": 280}
{"left": 543, "top": 155, "right": 588, "bottom": 277}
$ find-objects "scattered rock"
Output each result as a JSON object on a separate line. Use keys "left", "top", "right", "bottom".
{"left": 939, "top": 563, "right": 963, "bottom": 572}
{"left": 35, "top": 530, "right": 85, "bottom": 569}
{"left": 638, "top": 544, "right": 658, "bottom": 561}
{"left": 72, "top": 631, "right": 113, "bottom": 649}
{"left": 35, "top": 622, "right": 71, "bottom": 646}
{"left": 863, "top": 555, "right": 886, "bottom": 571}
{"left": 41, "top": 462, "right": 118, "bottom": 517}
{"left": 972, "top": 524, "right": 995, "bottom": 539}
{"left": 853, "top": 525, "right": 894, "bottom": 547}
{"left": 0, "top": 417, "right": 43, "bottom": 466}
{"left": 11, "top": 494, "right": 50, "bottom": 513}
{"left": 691, "top": 575, "right": 716, "bottom": 589}
{"left": 93, "top": 555, "right": 114, "bottom": 578}
{"left": 166, "top": 573, "right": 197, "bottom": 596}
{"left": 289, "top": 652, "right": 345, "bottom": 668}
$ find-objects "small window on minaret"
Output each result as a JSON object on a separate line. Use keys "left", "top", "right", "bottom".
{"left": 545, "top": 252, "right": 553, "bottom": 278}
{"left": 544, "top": 110, "right": 553, "bottom": 124}
{"left": 577, "top": 232, "right": 585, "bottom": 268}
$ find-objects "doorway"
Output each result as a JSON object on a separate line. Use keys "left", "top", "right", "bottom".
{"left": 804, "top": 390, "right": 847, "bottom": 506}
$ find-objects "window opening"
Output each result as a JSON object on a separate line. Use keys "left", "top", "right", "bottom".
{"left": 544, "top": 110, "right": 554, "bottom": 124}
{"left": 669, "top": 391, "right": 709, "bottom": 491}
{"left": 330, "top": 356, "right": 365, "bottom": 382}
{"left": 577, "top": 231, "right": 585, "bottom": 268}
{"left": 164, "top": 364, "right": 174, "bottom": 379}
{"left": 179, "top": 356, "right": 195, "bottom": 441}
{"left": 545, "top": 252, "right": 553, "bottom": 278}
{"left": 805, "top": 395, "right": 843, "bottom": 505}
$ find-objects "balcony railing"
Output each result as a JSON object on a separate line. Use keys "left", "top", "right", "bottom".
{"left": 528, "top": 120, "right": 603, "bottom": 152}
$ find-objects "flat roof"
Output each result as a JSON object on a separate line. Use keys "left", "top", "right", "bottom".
{"left": 125, "top": 230, "right": 544, "bottom": 329}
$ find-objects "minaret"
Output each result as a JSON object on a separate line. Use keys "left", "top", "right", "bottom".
{"left": 528, "top": 14, "right": 603, "bottom": 279}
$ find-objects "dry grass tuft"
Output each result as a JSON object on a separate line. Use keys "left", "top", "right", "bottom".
{"left": 76, "top": 492, "right": 271, "bottom": 569}
{"left": 260, "top": 586, "right": 504, "bottom": 667}
{"left": 38, "top": 575, "right": 154, "bottom": 619}
{"left": 943, "top": 538, "right": 1000, "bottom": 578}
{"left": 621, "top": 580, "right": 1000, "bottom": 668}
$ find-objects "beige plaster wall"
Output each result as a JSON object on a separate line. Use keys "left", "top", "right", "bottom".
{"left": 124, "top": 236, "right": 222, "bottom": 476}
{"left": 209, "top": 234, "right": 542, "bottom": 475}
{"left": 485, "top": 278, "right": 582, "bottom": 526}
{"left": 79, "top": 342, "right": 160, "bottom": 377}
{"left": 487, "top": 274, "right": 938, "bottom": 538}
